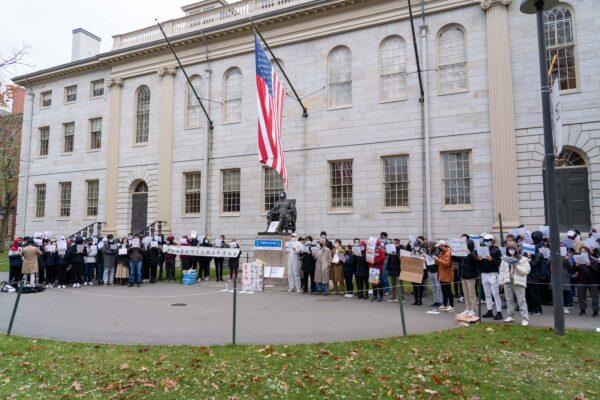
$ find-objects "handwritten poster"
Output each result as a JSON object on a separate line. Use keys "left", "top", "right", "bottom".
{"left": 242, "top": 262, "right": 263, "bottom": 292}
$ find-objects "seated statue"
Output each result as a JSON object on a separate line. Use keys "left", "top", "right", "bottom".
{"left": 266, "top": 192, "right": 297, "bottom": 233}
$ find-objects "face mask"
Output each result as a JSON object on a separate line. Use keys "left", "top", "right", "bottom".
{"left": 581, "top": 251, "right": 587, "bottom": 255}
{"left": 508, "top": 249, "right": 516, "bottom": 255}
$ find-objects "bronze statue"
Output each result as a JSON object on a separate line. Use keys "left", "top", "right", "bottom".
{"left": 266, "top": 192, "right": 297, "bottom": 233}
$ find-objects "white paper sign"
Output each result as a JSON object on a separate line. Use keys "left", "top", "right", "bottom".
{"left": 540, "top": 247, "right": 551, "bottom": 259}
{"left": 582, "top": 238, "right": 597, "bottom": 250}
{"left": 573, "top": 253, "right": 590, "bottom": 265}
{"left": 131, "top": 239, "right": 140, "bottom": 248}
{"left": 267, "top": 221, "right": 279, "bottom": 233}
{"left": 521, "top": 242, "right": 536, "bottom": 255}
{"left": 400, "top": 249, "right": 412, "bottom": 258}
{"left": 352, "top": 246, "right": 362, "bottom": 256}
{"left": 499, "top": 247, "right": 507, "bottom": 256}
{"left": 477, "top": 246, "right": 490, "bottom": 258}
{"left": 332, "top": 254, "right": 340, "bottom": 264}
{"left": 449, "top": 239, "right": 468, "bottom": 257}
{"left": 179, "top": 237, "right": 188, "bottom": 245}
{"left": 560, "top": 246, "right": 567, "bottom": 256}
{"left": 502, "top": 256, "right": 519, "bottom": 265}
{"left": 162, "top": 244, "right": 170, "bottom": 252}
{"left": 242, "top": 262, "right": 263, "bottom": 292}
{"left": 385, "top": 244, "right": 397, "bottom": 255}
{"left": 424, "top": 254, "right": 435, "bottom": 265}
{"left": 118, "top": 248, "right": 128, "bottom": 255}
{"left": 270, "top": 266, "right": 285, "bottom": 279}
{"left": 190, "top": 230, "right": 197, "bottom": 239}
{"left": 151, "top": 241, "right": 158, "bottom": 248}
{"left": 538, "top": 226, "right": 550, "bottom": 239}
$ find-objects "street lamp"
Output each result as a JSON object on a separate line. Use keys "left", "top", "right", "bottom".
{"left": 519, "top": 0, "right": 564, "bottom": 336}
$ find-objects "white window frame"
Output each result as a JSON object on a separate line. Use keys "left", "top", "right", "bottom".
{"left": 134, "top": 85, "right": 150, "bottom": 144}
{"left": 183, "top": 171, "right": 201, "bottom": 215}
{"left": 379, "top": 36, "right": 407, "bottom": 103}
{"left": 90, "top": 79, "right": 105, "bottom": 98}
{"left": 544, "top": 4, "right": 579, "bottom": 92}
{"left": 436, "top": 24, "right": 468, "bottom": 95}
{"left": 327, "top": 46, "right": 352, "bottom": 109}
{"left": 34, "top": 183, "right": 46, "bottom": 219}
{"left": 381, "top": 154, "right": 410, "bottom": 211}
{"left": 185, "top": 75, "right": 204, "bottom": 129}
{"left": 328, "top": 159, "right": 353, "bottom": 211}
{"left": 59, "top": 181, "right": 72, "bottom": 218}
{"left": 62, "top": 122, "right": 75, "bottom": 154}
{"left": 40, "top": 91, "right": 52, "bottom": 108}
{"left": 64, "top": 85, "right": 77, "bottom": 103}
{"left": 88, "top": 117, "right": 102, "bottom": 151}
{"left": 221, "top": 168, "right": 241, "bottom": 215}
{"left": 38, "top": 126, "right": 50, "bottom": 157}
{"left": 262, "top": 166, "right": 284, "bottom": 213}
{"left": 440, "top": 150, "right": 473, "bottom": 210}
{"left": 86, "top": 179, "right": 99, "bottom": 217}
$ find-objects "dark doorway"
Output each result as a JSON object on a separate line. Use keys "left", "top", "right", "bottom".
{"left": 131, "top": 181, "right": 148, "bottom": 234}
{"left": 544, "top": 150, "right": 591, "bottom": 232}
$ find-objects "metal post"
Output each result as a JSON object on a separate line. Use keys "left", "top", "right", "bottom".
{"left": 7, "top": 279, "right": 24, "bottom": 335}
{"left": 398, "top": 281, "right": 407, "bottom": 337}
{"left": 534, "top": 0, "right": 564, "bottom": 335}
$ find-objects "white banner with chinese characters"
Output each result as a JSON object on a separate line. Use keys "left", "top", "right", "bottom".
{"left": 165, "top": 245, "right": 240, "bottom": 258}
{"left": 242, "top": 262, "right": 264, "bottom": 292}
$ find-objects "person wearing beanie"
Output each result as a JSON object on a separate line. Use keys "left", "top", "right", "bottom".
{"left": 164, "top": 236, "right": 177, "bottom": 282}
{"left": 67, "top": 237, "right": 86, "bottom": 288}
{"left": 478, "top": 234, "right": 503, "bottom": 320}
{"left": 8, "top": 238, "right": 23, "bottom": 284}
{"left": 102, "top": 234, "right": 118, "bottom": 286}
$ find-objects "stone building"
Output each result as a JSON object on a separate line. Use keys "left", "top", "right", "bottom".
{"left": 12, "top": 0, "right": 600, "bottom": 243}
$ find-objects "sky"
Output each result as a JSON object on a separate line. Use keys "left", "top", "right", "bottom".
{"left": 1, "top": 0, "right": 195, "bottom": 81}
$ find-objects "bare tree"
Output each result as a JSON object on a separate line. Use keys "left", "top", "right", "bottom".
{"left": 0, "top": 111, "right": 21, "bottom": 249}
{"left": 0, "top": 46, "right": 29, "bottom": 109}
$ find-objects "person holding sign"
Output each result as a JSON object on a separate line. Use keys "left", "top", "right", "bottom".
{"left": 574, "top": 246, "right": 599, "bottom": 317}
{"left": 287, "top": 233, "right": 302, "bottom": 292}
{"left": 459, "top": 239, "right": 479, "bottom": 317}
{"left": 368, "top": 241, "right": 386, "bottom": 302}
{"left": 102, "top": 234, "right": 118, "bottom": 286}
{"left": 330, "top": 239, "right": 346, "bottom": 295}
{"left": 314, "top": 238, "right": 333, "bottom": 295}
{"left": 55, "top": 240, "right": 68, "bottom": 288}
{"left": 214, "top": 235, "right": 227, "bottom": 282}
{"left": 434, "top": 241, "right": 454, "bottom": 312}
{"left": 299, "top": 236, "right": 317, "bottom": 293}
{"left": 228, "top": 239, "right": 242, "bottom": 281}
{"left": 115, "top": 238, "right": 130, "bottom": 285}
{"left": 22, "top": 239, "right": 43, "bottom": 287}
{"left": 499, "top": 243, "right": 531, "bottom": 326}
{"left": 8, "top": 238, "right": 23, "bottom": 284}
{"left": 353, "top": 240, "right": 370, "bottom": 299}
{"left": 386, "top": 239, "right": 401, "bottom": 302}
{"left": 478, "top": 234, "right": 503, "bottom": 321}
{"left": 83, "top": 238, "right": 98, "bottom": 286}
{"left": 198, "top": 237, "right": 213, "bottom": 281}
{"left": 128, "top": 235, "right": 144, "bottom": 287}
{"left": 66, "top": 237, "right": 86, "bottom": 288}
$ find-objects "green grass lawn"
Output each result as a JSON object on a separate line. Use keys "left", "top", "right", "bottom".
{"left": 0, "top": 325, "right": 598, "bottom": 399}
{"left": 0, "top": 251, "right": 7, "bottom": 273}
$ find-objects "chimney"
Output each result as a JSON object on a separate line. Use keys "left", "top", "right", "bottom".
{"left": 10, "top": 86, "right": 25, "bottom": 114}
{"left": 71, "top": 28, "right": 101, "bottom": 62}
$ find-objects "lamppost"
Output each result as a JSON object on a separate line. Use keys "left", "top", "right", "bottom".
{"left": 519, "top": 0, "right": 564, "bottom": 336}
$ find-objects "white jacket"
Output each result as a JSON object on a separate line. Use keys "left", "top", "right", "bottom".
{"left": 499, "top": 257, "right": 530, "bottom": 288}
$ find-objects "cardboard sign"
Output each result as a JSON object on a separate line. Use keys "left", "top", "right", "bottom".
{"left": 399, "top": 256, "right": 425, "bottom": 283}
{"left": 242, "top": 262, "right": 263, "bottom": 292}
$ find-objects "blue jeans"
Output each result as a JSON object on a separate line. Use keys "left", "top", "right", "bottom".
{"left": 84, "top": 263, "right": 95, "bottom": 283}
{"left": 129, "top": 260, "right": 142, "bottom": 285}
{"left": 317, "top": 282, "right": 329, "bottom": 294}
{"left": 381, "top": 260, "right": 390, "bottom": 294}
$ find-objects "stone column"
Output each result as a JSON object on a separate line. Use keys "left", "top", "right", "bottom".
{"left": 103, "top": 77, "right": 123, "bottom": 236}
{"left": 480, "top": 0, "right": 520, "bottom": 231}
{"left": 157, "top": 65, "right": 177, "bottom": 233}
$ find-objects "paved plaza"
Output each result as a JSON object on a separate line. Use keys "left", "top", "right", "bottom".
{"left": 1, "top": 273, "right": 598, "bottom": 345}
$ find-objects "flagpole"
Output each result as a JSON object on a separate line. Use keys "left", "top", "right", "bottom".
{"left": 155, "top": 19, "right": 214, "bottom": 130}
{"left": 252, "top": 23, "right": 308, "bottom": 118}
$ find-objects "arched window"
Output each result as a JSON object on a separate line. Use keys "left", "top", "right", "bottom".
{"left": 379, "top": 36, "right": 407, "bottom": 102}
{"left": 186, "top": 75, "right": 204, "bottom": 128}
{"left": 555, "top": 149, "right": 585, "bottom": 167}
{"left": 328, "top": 46, "right": 352, "bottom": 107}
{"left": 134, "top": 181, "right": 148, "bottom": 193}
{"left": 437, "top": 25, "right": 467, "bottom": 94}
{"left": 224, "top": 68, "right": 242, "bottom": 122}
{"left": 135, "top": 85, "right": 150, "bottom": 143}
{"left": 544, "top": 5, "right": 577, "bottom": 90}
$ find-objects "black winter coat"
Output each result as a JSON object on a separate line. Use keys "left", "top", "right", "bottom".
{"left": 461, "top": 253, "right": 479, "bottom": 279}
{"left": 299, "top": 244, "right": 316, "bottom": 273}
{"left": 478, "top": 246, "right": 501, "bottom": 273}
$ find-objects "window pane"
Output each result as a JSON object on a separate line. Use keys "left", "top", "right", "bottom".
{"left": 89, "top": 118, "right": 102, "bottom": 150}
{"left": 136, "top": 86, "right": 150, "bottom": 143}
{"left": 60, "top": 182, "right": 71, "bottom": 217}
{"left": 187, "top": 76, "right": 203, "bottom": 128}
{"left": 65, "top": 85, "right": 77, "bottom": 102}
{"left": 184, "top": 172, "right": 201, "bottom": 214}
{"left": 86, "top": 180, "right": 99, "bottom": 217}
{"left": 442, "top": 151, "right": 471, "bottom": 205}
{"left": 544, "top": 6, "right": 577, "bottom": 90}
{"left": 330, "top": 160, "right": 353, "bottom": 208}
{"left": 39, "top": 127, "right": 49, "bottom": 156}
{"left": 383, "top": 156, "right": 409, "bottom": 207}
{"left": 35, "top": 184, "right": 46, "bottom": 218}
{"left": 222, "top": 169, "right": 241, "bottom": 213}
{"left": 264, "top": 167, "right": 284, "bottom": 211}
{"left": 91, "top": 80, "right": 104, "bottom": 97}
{"left": 63, "top": 123, "right": 74, "bottom": 153}
{"left": 380, "top": 36, "right": 407, "bottom": 101}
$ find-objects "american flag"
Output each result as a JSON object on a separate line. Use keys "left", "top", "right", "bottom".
{"left": 255, "top": 34, "right": 287, "bottom": 187}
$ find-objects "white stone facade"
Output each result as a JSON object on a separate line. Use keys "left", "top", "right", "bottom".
{"left": 13, "top": 0, "right": 600, "bottom": 244}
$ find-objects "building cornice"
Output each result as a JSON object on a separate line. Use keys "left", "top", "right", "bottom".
{"left": 13, "top": 0, "right": 476, "bottom": 86}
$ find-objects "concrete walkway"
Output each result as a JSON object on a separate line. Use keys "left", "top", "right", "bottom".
{"left": 1, "top": 272, "right": 598, "bottom": 345}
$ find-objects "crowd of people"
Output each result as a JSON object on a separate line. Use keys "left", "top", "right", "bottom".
{"left": 5, "top": 227, "right": 599, "bottom": 326}
{"left": 285, "top": 229, "right": 600, "bottom": 325}
{"left": 7, "top": 233, "right": 240, "bottom": 288}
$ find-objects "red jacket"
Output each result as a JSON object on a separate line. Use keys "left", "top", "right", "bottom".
{"left": 369, "top": 248, "right": 386, "bottom": 270}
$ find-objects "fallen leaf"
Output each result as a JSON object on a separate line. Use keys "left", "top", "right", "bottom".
{"left": 140, "top": 366, "right": 149, "bottom": 372}
{"left": 363, "top": 367, "right": 374, "bottom": 374}
{"left": 485, "top": 327, "right": 494, "bottom": 332}
{"left": 325, "top": 377, "right": 333, "bottom": 384}
{"left": 160, "top": 377, "right": 178, "bottom": 390}
{"left": 431, "top": 375, "right": 441, "bottom": 385}
{"left": 70, "top": 381, "right": 82, "bottom": 391}
{"left": 117, "top": 363, "right": 130, "bottom": 371}
{"left": 450, "top": 385, "right": 465, "bottom": 396}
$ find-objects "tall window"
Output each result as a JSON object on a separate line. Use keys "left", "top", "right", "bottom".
{"left": 90, "top": 79, "right": 104, "bottom": 97}
{"left": 545, "top": 6, "right": 577, "bottom": 90}
{"left": 59, "top": 182, "right": 71, "bottom": 217}
{"left": 328, "top": 46, "right": 352, "bottom": 107}
{"left": 89, "top": 118, "right": 102, "bottom": 150}
{"left": 184, "top": 172, "right": 201, "bottom": 214}
{"left": 65, "top": 85, "right": 77, "bottom": 103}
{"left": 135, "top": 85, "right": 150, "bottom": 143}
{"left": 222, "top": 169, "right": 241, "bottom": 213}
{"left": 63, "top": 122, "right": 75, "bottom": 153}
{"left": 383, "top": 156, "right": 409, "bottom": 208}
{"left": 35, "top": 184, "right": 46, "bottom": 218}
{"left": 380, "top": 36, "right": 407, "bottom": 101}
{"left": 224, "top": 68, "right": 242, "bottom": 122}
{"left": 263, "top": 167, "right": 284, "bottom": 212}
{"left": 186, "top": 75, "right": 204, "bottom": 128}
{"left": 329, "top": 160, "right": 353, "bottom": 208}
{"left": 40, "top": 91, "right": 52, "bottom": 108}
{"left": 442, "top": 151, "right": 471, "bottom": 206}
{"left": 86, "top": 180, "right": 99, "bottom": 217}
{"left": 39, "top": 127, "right": 49, "bottom": 156}
{"left": 437, "top": 25, "right": 467, "bottom": 94}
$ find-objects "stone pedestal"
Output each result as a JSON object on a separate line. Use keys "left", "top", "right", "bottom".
{"left": 253, "top": 234, "right": 290, "bottom": 287}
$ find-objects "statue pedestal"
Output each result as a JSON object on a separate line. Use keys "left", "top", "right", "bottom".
{"left": 253, "top": 234, "right": 290, "bottom": 287}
